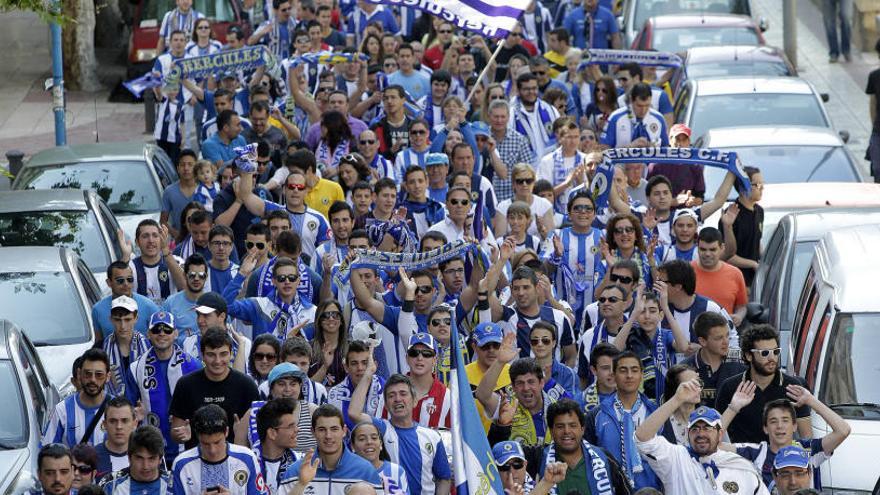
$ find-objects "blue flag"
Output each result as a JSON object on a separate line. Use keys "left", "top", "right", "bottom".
{"left": 123, "top": 72, "right": 163, "bottom": 98}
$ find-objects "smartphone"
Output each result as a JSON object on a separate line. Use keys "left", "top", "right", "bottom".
{"left": 207, "top": 486, "right": 221, "bottom": 493}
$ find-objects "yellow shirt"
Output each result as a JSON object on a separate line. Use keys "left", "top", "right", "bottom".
{"left": 305, "top": 178, "right": 345, "bottom": 220}
{"left": 544, "top": 51, "right": 567, "bottom": 79}
{"left": 466, "top": 362, "right": 512, "bottom": 431}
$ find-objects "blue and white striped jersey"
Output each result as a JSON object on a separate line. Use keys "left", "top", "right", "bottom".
{"left": 171, "top": 444, "right": 268, "bottom": 495}
{"left": 278, "top": 448, "right": 385, "bottom": 495}
{"left": 41, "top": 394, "right": 107, "bottom": 447}
{"left": 371, "top": 418, "right": 451, "bottom": 495}
{"left": 262, "top": 201, "right": 330, "bottom": 262}
{"left": 101, "top": 470, "right": 172, "bottom": 495}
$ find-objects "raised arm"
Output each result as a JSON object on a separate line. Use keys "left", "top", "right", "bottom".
{"left": 160, "top": 225, "right": 187, "bottom": 290}
{"left": 350, "top": 266, "right": 387, "bottom": 322}
{"left": 720, "top": 380, "right": 755, "bottom": 430}
{"left": 475, "top": 332, "right": 518, "bottom": 415}
{"left": 787, "top": 385, "right": 850, "bottom": 453}
{"left": 238, "top": 171, "right": 268, "bottom": 218}
{"left": 636, "top": 378, "right": 702, "bottom": 441}
{"left": 346, "top": 352, "right": 378, "bottom": 425}
{"left": 700, "top": 171, "right": 736, "bottom": 219}
{"left": 286, "top": 64, "right": 321, "bottom": 124}
{"left": 657, "top": 281, "right": 690, "bottom": 353}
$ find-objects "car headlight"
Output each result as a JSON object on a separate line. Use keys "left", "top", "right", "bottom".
{"left": 136, "top": 49, "right": 157, "bottom": 62}
{"left": 5, "top": 469, "right": 36, "bottom": 495}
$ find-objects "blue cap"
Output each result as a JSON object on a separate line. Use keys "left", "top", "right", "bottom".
{"left": 425, "top": 152, "right": 449, "bottom": 167}
{"left": 268, "top": 363, "right": 307, "bottom": 387}
{"left": 471, "top": 121, "right": 490, "bottom": 137}
{"left": 473, "top": 322, "right": 503, "bottom": 347}
{"left": 408, "top": 332, "right": 437, "bottom": 352}
{"left": 688, "top": 406, "right": 723, "bottom": 428}
{"left": 492, "top": 441, "right": 526, "bottom": 465}
{"left": 149, "top": 310, "right": 175, "bottom": 329}
{"left": 774, "top": 445, "right": 810, "bottom": 470}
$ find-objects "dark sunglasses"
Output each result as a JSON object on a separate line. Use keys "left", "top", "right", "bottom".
{"left": 598, "top": 296, "right": 621, "bottom": 304}
{"left": 479, "top": 342, "right": 501, "bottom": 350}
{"left": 609, "top": 274, "right": 633, "bottom": 284}
{"left": 430, "top": 317, "right": 451, "bottom": 326}
{"left": 287, "top": 183, "right": 307, "bottom": 190}
{"left": 114, "top": 276, "right": 135, "bottom": 284}
{"left": 407, "top": 348, "right": 436, "bottom": 359}
{"left": 410, "top": 129, "right": 428, "bottom": 135}
{"left": 449, "top": 198, "right": 470, "bottom": 206}
{"left": 187, "top": 271, "right": 207, "bottom": 280}
{"left": 320, "top": 310, "right": 342, "bottom": 320}
{"left": 149, "top": 325, "right": 175, "bottom": 335}
{"left": 497, "top": 461, "right": 525, "bottom": 472}
{"left": 571, "top": 204, "right": 594, "bottom": 213}
{"left": 197, "top": 25, "right": 211, "bottom": 30}
{"left": 514, "top": 178, "right": 535, "bottom": 185}
{"left": 275, "top": 274, "right": 300, "bottom": 283}
{"left": 613, "top": 226, "right": 636, "bottom": 235}
{"left": 533, "top": 71, "right": 547, "bottom": 76}
{"left": 416, "top": 285, "right": 434, "bottom": 294}
{"left": 438, "top": 29, "right": 453, "bottom": 34}
{"left": 530, "top": 337, "right": 553, "bottom": 346}
{"left": 750, "top": 348, "right": 781, "bottom": 358}
{"left": 73, "top": 464, "right": 94, "bottom": 474}
{"left": 359, "top": 139, "right": 376, "bottom": 145}
{"left": 254, "top": 352, "right": 277, "bottom": 361}
{"left": 246, "top": 241, "right": 267, "bottom": 250}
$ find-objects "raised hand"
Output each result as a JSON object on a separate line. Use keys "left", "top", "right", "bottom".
{"left": 552, "top": 233, "right": 563, "bottom": 257}
{"left": 675, "top": 378, "right": 703, "bottom": 405}
{"left": 322, "top": 253, "right": 335, "bottom": 274}
{"left": 286, "top": 320, "right": 308, "bottom": 340}
{"left": 238, "top": 251, "right": 260, "bottom": 277}
{"left": 543, "top": 462, "right": 569, "bottom": 484}
{"left": 642, "top": 208, "right": 658, "bottom": 231}
{"left": 497, "top": 392, "right": 518, "bottom": 427}
{"left": 498, "top": 331, "right": 520, "bottom": 363}
{"left": 731, "top": 380, "right": 757, "bottom": 412}
{"left": 399, "top": 267, "right": 417, "bottom": 296}
{"left": 500, "top": 237, "right": 516, "bottom": 260}
{"left": 721, "top": 203, "right": 740, "bottom": 227}
{"left": 117, "top": 228, "right": 133, "bottom": 262}
{"left": 654, "top": 280, "right": 669, "bottom": 308}
{"left": 298, "top": 448, "right": 321, "bottom": 485}
{"left": 600, "top": 238, "right": 614, "bottom": 264}
{"left": 322, "top": 342, "right": 336, "bottom": 369}
{"left": 785, "top": 384, "right": 816, "bottom": 408}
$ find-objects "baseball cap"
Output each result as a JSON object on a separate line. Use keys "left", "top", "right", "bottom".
{"left": 149, "top": 311, "right": 175, "bottom": 329}
{"left": 473, "top": 322, "right": 503, "bottom": 347}
{"left": 111, "top": 295, "right": 138, "bottom": 313}
{"left": 408, "top": 332, "right": 437, "bottom": 352}
{"left": 688, "top": 406, "right": 723, "bottom": 429}
{"left": 492, "top": 441, "right": 526, "bottom": 465}
{"left": 774, "top": 445, "right": 810, "bottom": 470}
{"left": 220, "top": 71, "right": 237, "bottom": 80}
{"left": 471, "top": 121, "right": 491, "bottom": 138}
{"left": 672, "top": 208, "right": 699, "bottom": 225}
{"left": 268, "top": 363, "right": 307, "bottom": 387}
{"left": 195, "top": 292, "right": 227, "bottom": 315}
{"left": 669, "top": 123, "right": 691, "bottom": 139}
{"left": 425, "top": 152, "right": 449, "bottom": 167}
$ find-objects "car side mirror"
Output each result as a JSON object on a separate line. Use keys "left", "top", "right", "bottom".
{"left": 759, "top": 17, "right": 769, "bottom": 32}
{"left": 746, "top": 302, "right": 770, "bottom": 324}
{"left": 820, "top": 93, "right": 830, "bottom": 103}
{"left": 839, "top": 130, "right": 850, "bottom": 143}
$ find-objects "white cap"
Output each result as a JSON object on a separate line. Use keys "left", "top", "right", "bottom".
{"left": 111, "top": 295, "right": 138, "bottom": 313}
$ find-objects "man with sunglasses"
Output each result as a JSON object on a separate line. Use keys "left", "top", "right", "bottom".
{"left": 493, "top": 24, "right": 531, "bottom": 82}
{"left": 129, "top": 311, "right": 202, "bottom": 466}
{"left": 492, "top": 441, "right": 534, "bottom": 494}
{"left": 43, "top": 348, "right": 112, "bottom": 447}
{"left": 354, "top": 129, "right": 394, "bottom": 179}
{"left": 162, "top": 254, "right": 210, "bottom": 345}
{"left": 401, "top": 333, "right": 451, "bottom": 428}
{"left": 249, "top": 0, "right": 297, "bottom": 59}
{"left": 466, "top": 323, "right": 511, "bottom": 430}
{"left": 92, "top": 261, "right": 161, "bottom": 342}
{"left": 577, "top": 284, "right": 629, "bottom": 387}
{"left": 716, "top": 325, "right": 813, "bottom": 444}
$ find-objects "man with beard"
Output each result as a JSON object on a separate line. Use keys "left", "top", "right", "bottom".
{"left": 510, "top": 73, "right": 560, "bottom": 161}
{"left": 100, "top": 426, "right": 171, "bottom": 495}
{"left": 92, "top": 261, "right": 161, "bottom": 341}
{"left": 43, "top": 349, "right": 112, "bottom": 447}
{"left": 716, "top": 325, "right": 812, "bottom": 443}
{"left": 36, "top": 444, "right": 75, "bottom": 495}
{"left": 636, "top": 380, "right": 769, "bottom": 494}
{"left": 162, "top": 254, "right": 209, "bottom": 343}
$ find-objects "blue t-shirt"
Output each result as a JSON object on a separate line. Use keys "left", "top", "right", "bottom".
{"left": 563, "top": 5, "right": 619, "bottom": 49}
{"left": 161, "top": 182, "right": 195, "bottom": 232}
{"left": 201, "top": 134, "right": 247, "bottom": 168}
{"left": 388, "top": 70, "right": 431, "bottom": 100}
{"left": 92, "top": 293, "right": 160, "bottom": 339}
{"left": 161, "top": 291, "right": 201, "bottom": 345}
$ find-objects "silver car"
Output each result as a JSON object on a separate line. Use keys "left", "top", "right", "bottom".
{"left": 0, "top": 247, "right": 101, "bottom": 393}
{"left": 0, "top": 319, "right": 61, "bottom": 495}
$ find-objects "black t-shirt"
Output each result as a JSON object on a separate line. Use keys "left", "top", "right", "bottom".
{"left": 212, "top": 185, "right": 264, "bottom": 258}
{"left": 715, "top": 369, "right": 811, "bottom": 443}
{"left": 493, "top": 45, "right": 531, "bottom": 82}
{"left": 866, "top": 68, "right": 880, "bottom": 131}
{"left": 169, "top": 368, "right": 260, "bottom": 448}
{"left": 681, "top": 352, "right": 747, "bottom": 408}
{"left": 720, "top": 199, "right": 763, "bottom": 287}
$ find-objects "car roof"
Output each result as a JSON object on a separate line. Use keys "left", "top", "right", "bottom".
{"left": 818, "top": 224, "right": 880, "bottom": 312}
{"left": 692, "top": 76, "right": 814, "bottom": 95}
{"left": 785, "top": 208, "right": 880, "bottom": 242}
{"left": 701, "top": 125, "right": 841, "bottom": 147}
{"left": 760, "top": 183, "right": 880, "bottom": 210}
{"left": 0, "top": 246, "right": 71, "bottom": 272}
{"left": 26, "top": 141, "right": 152, "bottom": 168}
{"left": 649, "top": 14, "right": 757, "bottom": 28}
{"left": 685, "top": 45, "right": 787, "bottom": 64}
{"left": 0, "top": 189, "right": 90, "bottom": 213}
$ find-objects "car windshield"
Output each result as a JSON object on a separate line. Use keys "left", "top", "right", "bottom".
{"left": 16, "top": 161, "right": 161, "bottom": 215}
{"left": 782, "top": 241, "right": 818, "bottom": 330}
{"left": 634, "top": 0, "right": 751, "bottom": 30}
{"left": 688, "top": 60, "right": 791, "bottom": 79}
{"left": 652, "top": 27, "right": 760, "bottom": 52}
{"left": 691, "top": 94, "right": 827, "bottom": 139}
{"left": 0, "top": 271, "right": 90, "bottom": 346}
{"left": 0, "top": 362, "right": 27, "bottom": 448}
{"left": 142, "top": 0, "right": 236, "bottom": 24}
{"left": 703, "top": 146, "right": 858, "bottom": 197}
{"left": 821, "top": 313, "right": 880, "bottom": 419}
{"left": 0, "top": 211, "right": 109, "bottom": 272}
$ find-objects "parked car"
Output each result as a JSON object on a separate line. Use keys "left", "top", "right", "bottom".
{"left": 13, "top": 141, "right": 178, "bottom": 239}
{"left": 789, "top": 224, "right": 880, "bottom": 493}
{"left": 694, "top": 126, "right": 863, "bottom": 198}
{"left": 0, "top": 247, "right": 101, "bottom": 393}
{"left": 0, "top": 189, "right": 124, "bottom": 284}
{"left": 674, "top": 77, "right": 834, "bottom": 141}
{"left": 669, "top": 45, "right": 796, "bottom": 99}
{"left": 0, "top": 319, "right": 61, "bottom": 495}
{"left": 631, "top": 14, "right": 765, "bottom": 52}
{"left": 618, "top": 0, "right": 759, "bottom": 48}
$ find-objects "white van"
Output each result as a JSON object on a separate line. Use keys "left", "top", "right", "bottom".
{"left": 789, "top": 224, "right": 880, "bottom": 492}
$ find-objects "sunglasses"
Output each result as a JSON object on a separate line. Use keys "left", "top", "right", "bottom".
{"left": 287, "top": 183, "right": 307, "bottom": 190}
{"left": 598, "top": 296, "right": 621, "bottom": 304}
{"left": 750, "top": 348, "right": 781, "bottom": 358}
{"left": 596, "top": 87, "right": 609, "bottom": 94}
{"left": 514, "top": 178, "right": 535, "bottom": 185}
{"left": 149, "top": 325, "right": 175, "bottom": 335}
{"left": 510, "top": 32, "right": 523, "bottom": 37}
{"left": 197, "top": 25, "right": 211, "bottom": 30}
{"left": 438, "top": 29, "right": 453, "bottom": 34}
{"left": 610, "top": 274, "right": 633, "bottom": 284}
{"left": 74, "top": 464, "right": 94, "bottom": 474}
{"left": 581, "top": 134, "right": 597, "bottom": 141}
{"left": 254, "top": 352, "right": 277, "bottom": 361}
{"left": 430, "top": 317, "right": 451, "bottom": 326}
{"left": 415, "top": 285, "right": 434, "bottom": 294}
{"left": 321, "top": 310, "right": 342, "bottom": 320}
{"left": 359, "top": 139, "right": 376, "bottom": 145}
{"left": 407, "top": 348, "right": 436, "bottom": 359}
{"left": 479, "top": 342, "right": 501, "bottom": 350}
{"left": 114, "top": 276, "right": 135, "bottom": 285}
{"left": 246, "top": 241, "right": 267, "bottom": 250}
{"left": 449, "top": 198, "right": 470, "bottom": 206}
{"left": 410, "top": 129, "right": 428, "bottom": 135}
{"left": 497, "top": 461, "right": 525, "bottom": 472}
{"left": 275, "top": 274, "right": 300, "bottom": 283}
{"left": 187, "top": 271, "right": 207, "bottom": 280}
{"left": 614, "top": 226, "right": 636, "bottom": 235}
{"left": 571, "top": 204, "right": 594, "bottom": 213}
{"left": 490, "top": 94, "right": 505, "bottom": 100}
{"left": 533, "top": 71, "right": 546, "bottom": 76}
{"left": 530, "top": 337, "right": 553, "bottom": 346}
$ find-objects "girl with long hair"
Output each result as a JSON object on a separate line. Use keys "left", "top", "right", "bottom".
{"left": 308, "top": 300, "right": 348, "bottom": 386}
{"left": 248, "top": 334, "right": 281, "bottom": 389}
{"left": 315, "top": 110, "right": 353, "bottom": 179}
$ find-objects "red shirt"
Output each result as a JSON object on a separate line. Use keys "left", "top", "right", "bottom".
{"left": 422, "top": 45, "right": 446, "bottom": 70}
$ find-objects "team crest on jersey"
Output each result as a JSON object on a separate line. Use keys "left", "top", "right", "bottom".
{"left": 308, "top": 221, "right": 317, "bottom": 230}
{"left": 159, "top": 270, "right": 169, "bottom": 282}
{"left": 276, "top": 313, "right": 289, "bottom": 333}
{"left": 649, "top": 122, "right": 659, "bottom": 133}
{"left": 146, "top": 412, "right": 161, "bottom": 427}
{"left": 255, "top": 473, "right": 267, "bottom": 492}
{"left": 471, "top": 190, "right": 480, "bottom": 202}
{"left": 322, "top": 197, "right": 329, "bottom": 205}
{"left": 234, "top": 469, "right": 248, "bottom": 486}
{"left": 722, "top": 481, "right": 739, "bottom": 493}
{"left": 425, "top": 442, "right": 434, "bottom": 454}
{"left": 590, "top": 245, "right": 599, "bottom": 254}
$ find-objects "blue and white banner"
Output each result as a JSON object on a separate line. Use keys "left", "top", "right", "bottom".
{"left": 332, "top": 239, "right": 478, "bottom": 287}
{"left": 449, "top": 317, "right": 505, "bottom": 495}
{"left": 364, "top": 0, "right": 531, "bottom": 38}
{"left": 287, "top": 51, "right": 370, "bottom": 68}
{"left": 588, "top": 147, "right": 750, "bottom": 209}
{"left": 123, "top": 72, "right": 164, "bottom": 98}
{"left": 175, "top": 46, "right": 271, "bottom": 79}
{"left": 578, "top": 49, "right": 683, "bottom": 71}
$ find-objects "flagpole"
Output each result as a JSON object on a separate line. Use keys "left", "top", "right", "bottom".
{"left": 466, "top": 41, "right": 504, "bottom": 104}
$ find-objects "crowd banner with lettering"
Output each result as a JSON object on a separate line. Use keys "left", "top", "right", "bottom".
{"left": 288, "top": 51, "right": 370, "bottom": 69}
{"left": 364, "top": 0, "right": 531, "bottom": 38}
{"left": 578, "top": 49, "right": 683, "bottom": 71}
{"left": 589, "top": 147, "right": 750, "bottom": 209}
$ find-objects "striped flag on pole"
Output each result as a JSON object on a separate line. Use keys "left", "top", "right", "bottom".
{"left": 364, "top": 0, "right": 531, "bottom": 38}
{"left": 449, "top": 319, "right": 505, "bottom": 495}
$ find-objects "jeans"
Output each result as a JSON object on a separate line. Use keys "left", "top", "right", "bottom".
{"left": 823, "top": 0, "right": 853, "bottom": 57}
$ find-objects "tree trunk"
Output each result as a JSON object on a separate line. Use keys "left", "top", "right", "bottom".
{"left": 62, "top": 0, "right": 101, "bottom": 91}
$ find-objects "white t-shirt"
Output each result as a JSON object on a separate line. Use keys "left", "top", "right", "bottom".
{"left": 497, "top": 194, "right": 554, "bottom": 237}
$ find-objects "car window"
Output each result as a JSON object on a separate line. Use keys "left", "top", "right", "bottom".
{"left": 651, "top": 27, "right": 760, "bottom": 52}
{"left": 15, "top": 337, "right": 48, "bottom": 427}
{"left": 792, "top": 279, "right": 819, "bottom": 373}
{"left": 673, "top": 85, "right": 691, "bottom": 123}
{"left": 76, "top": 259, "right": 102, "bottom": 306}
{"left": 691, "top": 94, "right": 828, "bottom": 138}
{"left": 98, "top": 202, "right": 123, "bottom": 261}
{"left": 782, "top": 241, "right": 818, "bottom": 332}
{"left": 820, "top": 313, "right": 880, "bottom": 419}
{"left": 759, "top": 223, "right": 785, "bottom": 309}
{"left": 687, "top": 60, "right": 792, "bottom": 79}
{"left": 0, "top": 362, "right": 28, "bottom": 448}
{"left": 142, "top": 0, "right": 236, "bottom": 23}
{"left": 0, "top": 271, "right": 91, "bottom": 346}
{"left": 634, "top": 0, "right": 751, "bottom": 31}
{"left": 0, "top": 211, "right": 110, "bottom": 272}
{"left": 806, "top": 304, "right": 831, "bottom": 390}
{"left": 15, "top": 161, "right": 162, "bottom": 215}
{"left": 151, "top": 149, "right": 178, "bottom": 189}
